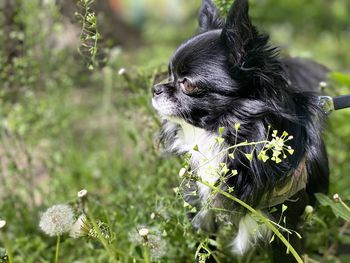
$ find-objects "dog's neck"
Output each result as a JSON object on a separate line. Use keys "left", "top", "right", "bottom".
{"left": 167, "top": 118, "right": 223, "bottom": 200}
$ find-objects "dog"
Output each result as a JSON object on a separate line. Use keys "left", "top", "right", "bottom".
{"left": 152, "top": 0, "right": 329, "bottom": 261}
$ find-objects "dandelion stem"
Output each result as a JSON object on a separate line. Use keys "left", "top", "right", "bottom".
{"left": 3, "top": 237, "right": 14, "bottom": 263}
{"left": 197, "top": 178, "right": 303, "bottom": 263}
{"left": 55, "top": 235, "right": 60, "bottom": 263}
{"left": 142, "top": 244, "right": 151, "bottom": 263}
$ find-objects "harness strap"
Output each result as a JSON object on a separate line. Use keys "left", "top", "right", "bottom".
{"left": 258, "top": 159, "right": 308, "bottom": 209}
{"left": 334, "top": 95, "right": 350, "bottom": 111}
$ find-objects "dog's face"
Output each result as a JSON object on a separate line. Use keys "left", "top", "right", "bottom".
{"left": 152, "top": 0, "right": 281, "bottom": 128}
{"left": 152, "top": 30, "right": 237, "bottom": 127}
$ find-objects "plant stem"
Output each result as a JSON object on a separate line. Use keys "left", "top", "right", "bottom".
{"left": 190, "top": 140, "right": 269, "bottom": 174}
{"left": 339, "top": 198, "right": 350, "bottom": 214}
{"left": 3, "top": 237, "right": 14, "bottom": 263}
{"left": 197, "top": 178, "right": 304, "bottom": 263}
{"left": 142, "top": 244, "right": 151, "bottom": 263}
{"left": 55, "top": 235, "right": 60, "bottom": 263}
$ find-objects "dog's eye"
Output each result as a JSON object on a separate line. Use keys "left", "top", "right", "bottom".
{"left": 180, "top": 79, "right": 197, "bottom": 94}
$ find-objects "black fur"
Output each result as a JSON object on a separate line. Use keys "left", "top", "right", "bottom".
{"left": 152, "top": 0, "right": 329, "bottom": 261}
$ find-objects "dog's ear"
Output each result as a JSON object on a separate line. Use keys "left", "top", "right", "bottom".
{"left": 221, "top": 0, "right": 258, "bottom": 64}
{"left": 198, "top": 0, "right": 224, "bottom": 33}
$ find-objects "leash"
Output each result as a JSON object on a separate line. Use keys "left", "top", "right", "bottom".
{"left": 319, "top": 95, "right": 350, "bottom": 114}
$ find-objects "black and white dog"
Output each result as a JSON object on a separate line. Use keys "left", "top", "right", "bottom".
{"left": 152, "top": 0, "right": 329, "bottom": 261}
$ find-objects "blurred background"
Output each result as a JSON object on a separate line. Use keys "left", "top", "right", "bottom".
{"left": 0, "top": 0, "right": 349, "bottom": 262}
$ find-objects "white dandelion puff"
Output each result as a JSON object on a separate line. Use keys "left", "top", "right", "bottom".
{"left": 333, "top": 193, "right": 340, "bottom": 202}
{"left": 39, "top": 204, "right": 75, "bottom": 236}
{"left": 305, "top": 205, "right": 314, "bottom": 214}
{"left": 118, "top": 68, "right": 125, "bottom": 75}
{"left": 0, "top": 219, "right": 6, "bottom": 229}
{"left": 148, "top": 234, "right": 167, "bottom": 261}
{"left": 128, "top": 226, "right": 167, "bottom": 260}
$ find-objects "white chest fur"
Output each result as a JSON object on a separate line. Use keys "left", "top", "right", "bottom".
{"left": 166, "top": 119, "right": 271, "bottom": 255}
{"left": 172, "top": 120, "right": 222, "bottom": 202}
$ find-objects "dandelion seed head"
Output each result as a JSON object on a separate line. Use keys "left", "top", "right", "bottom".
{"left": 77, "top": 189, "right": 88, "bottom": 198}
{"left": 128, "top": 226, "right": 167, "bottom": 260}
{"left": 305, "top": 205, "right": 314, "bottom": 214}
{"left": 319, "top": 81, "right": 328, "bottom": 88}
{"left": 128, "top": 229, "right": 143, "bottom": 244}
{"left": 39, "top": 204, "right": 75, "bottom": 236}
{"left": 118, "top": 68, "right": 125, "bottom": 75}
{"left": 0, "top": 220, "right": 6, "bottom": 229}
{"left": 148, "top": 234, "right": 167, "bottom": 261}
{"left": 333, "top": 193, "right": 340, "bottom": 202}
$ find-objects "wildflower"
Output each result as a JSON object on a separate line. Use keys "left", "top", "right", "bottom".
{"left": 39, "top": 204, "right": 75, "bottom": 236}
{"left": 0, "top": 220, "right": 6, "bottom": 229}
{"left": 77, "top": 189, "right": 88, "bottom": 198}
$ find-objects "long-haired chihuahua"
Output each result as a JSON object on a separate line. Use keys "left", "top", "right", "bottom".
{"left": 152, "top": 0, "right": 329, "bottom": 261}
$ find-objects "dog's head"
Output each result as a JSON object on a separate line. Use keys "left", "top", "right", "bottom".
{"left": 152, "top": 0, "right": 285, "bottom": 129}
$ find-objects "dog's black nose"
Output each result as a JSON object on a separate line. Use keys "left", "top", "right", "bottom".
{"left": 152, "top": 84, "right": 164, "bottom": 96}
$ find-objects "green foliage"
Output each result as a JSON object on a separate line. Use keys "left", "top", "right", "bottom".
{"left": 76, "top": 0, "right": 103, "bottom": 70}
{"left": 316, "top": 193, "right": 350, "bottom": 221}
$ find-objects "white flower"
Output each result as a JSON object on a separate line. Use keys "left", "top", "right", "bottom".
{"left": 39, "top": 204, "right": 75, "bottom": 236}
{"left": 69, "top": 214, "right": 87, "bottom": 238}
{"left": 0, "top": 219, "right": 6, "bottom": 229}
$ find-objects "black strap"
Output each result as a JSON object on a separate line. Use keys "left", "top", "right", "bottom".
{"left": 333, "top": 95, "right": 350, "bottom": 111}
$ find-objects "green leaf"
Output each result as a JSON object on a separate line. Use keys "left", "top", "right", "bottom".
{"left": 219, "top": 126, "right": 224, "bottom": 136}
{"left": 193, "top": 144, "right": 199, "bottom": 152}
{"left": 315, "top": 193, "right": 350, "bottom": 221}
